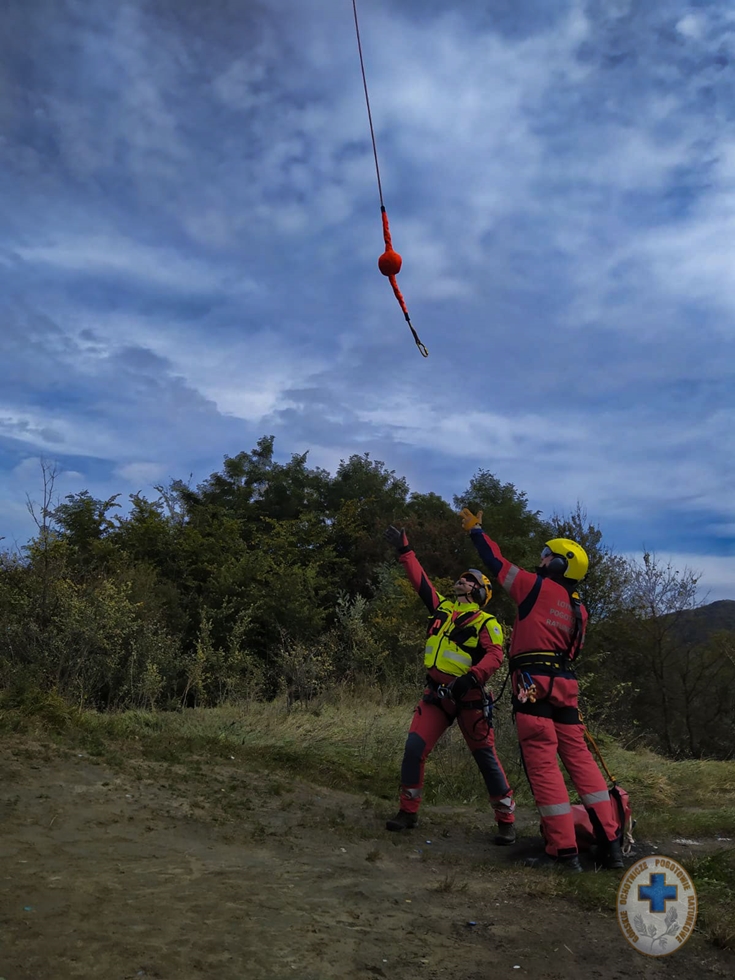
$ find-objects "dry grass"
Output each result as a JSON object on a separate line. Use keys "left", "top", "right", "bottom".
{"left": 2, "top": 686, "right": 734, "bottom": 950}
{"left": 432, "top": 874, "right": 468, "bottom": 894}
{"left": 4, "top": 687, "right": 735, "bottom": 832}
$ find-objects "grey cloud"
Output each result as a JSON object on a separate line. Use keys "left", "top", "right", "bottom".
{"left": 0, "top": 0, "right": 734, "bottom": 591}
{"left": 0, "top": 416, "right": 64, "bottom": 444}
{"left": 112, "top": 345, "right": 172, "bottom": 373}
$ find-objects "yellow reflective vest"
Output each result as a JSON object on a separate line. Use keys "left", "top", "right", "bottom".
{"left": 423, "top": 598, "right": 504, "bottom": 677}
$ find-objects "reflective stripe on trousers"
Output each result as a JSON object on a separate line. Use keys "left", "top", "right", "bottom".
{"left": 580, "top": 790, "right": 610, "bottom": 806}
{"left": 538, "top": 802, "right": 572, "bottom": 817}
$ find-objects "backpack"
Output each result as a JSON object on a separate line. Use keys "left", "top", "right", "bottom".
{"left": 571, "top": 784, "right": 635, "bottom": 854}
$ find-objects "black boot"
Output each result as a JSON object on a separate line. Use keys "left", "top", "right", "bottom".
{"left": 386, "top": 810, "right": 418, "bottom": 832}
{"left": 525, "top": 852, "right": 583, "bottom": 874}
{"left": 598, "top": 838, "right": 624, "bottom": 870}
{"left": 494, "top": 822, "right": 517, "bottom": 845}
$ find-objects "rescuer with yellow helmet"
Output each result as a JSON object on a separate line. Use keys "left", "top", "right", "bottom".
{"left": 383, "top": 525, "right": 515, "bottom": 842}
{"left": 460, "top": 509, "right": 623, "bottom": 873}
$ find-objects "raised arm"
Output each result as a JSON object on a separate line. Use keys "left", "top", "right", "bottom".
{"left": 384, "top": 525, "right": 442, "bottom": 613}
{"left": 460, "top": 508, "right": 539, "bottom": 604}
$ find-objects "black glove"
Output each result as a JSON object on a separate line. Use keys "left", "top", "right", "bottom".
{"left": 451, "top": 673, "right": 478, "bottom": 701}
{"left": 384, "top": 525, "right": 409, "bottom": 552}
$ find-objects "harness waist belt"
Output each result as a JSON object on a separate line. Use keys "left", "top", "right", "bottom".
{"left": 425, "top": 675, "right": 491, "bottom": 710}
{"left": 510, "top": 651, "right": 573, "bottom": 672}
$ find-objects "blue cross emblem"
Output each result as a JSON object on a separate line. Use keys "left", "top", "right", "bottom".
{"left": 638, "top": 873, "right": 678, "bottom": 913}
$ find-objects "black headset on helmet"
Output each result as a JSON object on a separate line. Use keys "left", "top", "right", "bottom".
{"left": 462, "top": 568, "right": 492, "bottom": 607}
{"left": 541, "top": 547, "right": 568, "bottom": 576}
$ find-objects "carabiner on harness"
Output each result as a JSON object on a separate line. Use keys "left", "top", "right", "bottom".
{"left": 516, "top": 671, "right": 537, "bottom": 704}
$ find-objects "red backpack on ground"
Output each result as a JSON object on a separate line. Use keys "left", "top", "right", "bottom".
{"left": 572, "top": 783, "right": 635, "bottom": 854}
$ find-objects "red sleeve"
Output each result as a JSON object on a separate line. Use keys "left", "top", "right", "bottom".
{"left": 472, "top": 529, "right": 538, "bottom": 606}
{"left": 469, "top": 622, "right": 504, "bottom": 686}
{"left": 398, "top": 549, "right": 443, "bottom": 613}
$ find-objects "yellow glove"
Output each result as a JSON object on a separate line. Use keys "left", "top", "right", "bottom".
{"left": 460, "top": 507, "right": 483, "bottom": 531}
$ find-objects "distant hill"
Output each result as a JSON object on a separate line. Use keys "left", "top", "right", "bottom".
{"left": 667, "top": 599, "right": 735, "bottom": 645}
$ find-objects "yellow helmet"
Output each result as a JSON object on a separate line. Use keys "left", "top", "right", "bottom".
{"left": 542, "top": 539, "right": 589, "bottom": 581}
{"left": 463, "top": 568, "right": 492, "bottom": 606}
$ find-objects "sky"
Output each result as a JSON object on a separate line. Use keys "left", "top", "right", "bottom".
{"left": 1, "top": 0, "right": 734, "bottom": 601}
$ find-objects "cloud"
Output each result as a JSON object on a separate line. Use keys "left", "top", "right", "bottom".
{"left": 115, "top": 461, "right": 168, "bottom": 485}
{"left": 676, "top": 14, "right": 706, "bottom": 40}
{"left": 708, "top": 522, "right": 735, "bottom": 539}
{"left": 0, "top": 0, "right": 734, "bottom": 602}
{"left": 0, "top": 410, "right": 65, "bottom": 446}
{"left": 14, "top": 237, "right": 259, "bottom": 295}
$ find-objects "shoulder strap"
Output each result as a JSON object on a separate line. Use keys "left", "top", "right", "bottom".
{"left": 517, "top": 576, "right": 543, "bottom": 620}
{"left": 454, "top": 608, "right": 496, "bottom": 630}
{"left": 567, "top": 591, "right": 585, "bottom": 661}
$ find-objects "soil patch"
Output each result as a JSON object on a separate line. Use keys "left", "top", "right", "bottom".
{"left": 1, "top": 739, "right": 733, "bottom": 980}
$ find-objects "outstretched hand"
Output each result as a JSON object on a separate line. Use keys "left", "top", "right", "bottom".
{"left": 460, "top": 507, "right": 483, "bottom": 531}
{"left": 384, "top": 525, "right": 408, "bottom": 551}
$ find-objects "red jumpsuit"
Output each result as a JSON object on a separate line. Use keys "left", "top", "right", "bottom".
{"left": 470, "top": 528, "right": 618, "bottom": 857}
{"left": 395, "top": 549, "right": 515, "bottom": 827}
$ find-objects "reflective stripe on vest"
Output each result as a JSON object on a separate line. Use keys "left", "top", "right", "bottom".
{"left": 423, "top": 600, "right": 502, "bottom": 677}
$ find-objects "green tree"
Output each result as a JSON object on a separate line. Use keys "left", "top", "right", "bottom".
{"left": 328, "top": 453, "right": 410, "bottom": 596}
{"left": 51, "top": 490, "right": 122, "bottom": 578}
{"left": 174, "top": 436, "right": 331, "bottom": 532}
{"left": 402, "top": 491, "right": 468, "bottom": 579}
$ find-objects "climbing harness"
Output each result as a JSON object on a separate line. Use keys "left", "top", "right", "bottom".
{"left": 424, "top": 676, "right": 494, "bottom": 740}
{"left": 351, "top": 0, "right": 428, "bottom": 357}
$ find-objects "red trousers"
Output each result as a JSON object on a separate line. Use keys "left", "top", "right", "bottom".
{"left": 398, "top": 690, "right": 515, "bottom": 825}
{"left": 514, "top": 673, "right": 619, "bottom": 856}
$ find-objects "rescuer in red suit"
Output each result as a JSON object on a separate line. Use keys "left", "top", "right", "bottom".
{"left": 383, "top": 525, "right": 516, "bottom": 842}
{"left": 461, "top": 508, "right": 624, "bottom": 873}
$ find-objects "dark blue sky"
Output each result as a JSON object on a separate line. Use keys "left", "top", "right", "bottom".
{"left": 1, "top": 0, "right": 734, "bottom": 597}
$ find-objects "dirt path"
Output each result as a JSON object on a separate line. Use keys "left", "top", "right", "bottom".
{"left": 1, "top": 738, "right": 733, "bottom": 980}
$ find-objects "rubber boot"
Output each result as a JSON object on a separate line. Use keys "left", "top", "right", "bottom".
{"left": 386, "top": 810, "right": 418, "bottom": 832}
{"left": 525, "top": 853, "right": 583, "bottom": 874}
{"left": 494, "top": 822, "right": 517, "bottom": 845}
{"left": 598, "top": 838, "right": 624, "bottom": 870}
